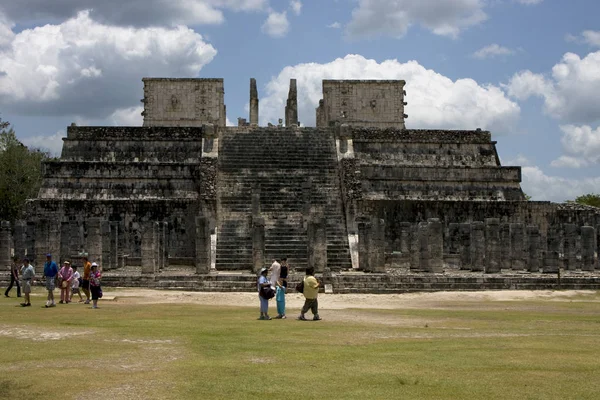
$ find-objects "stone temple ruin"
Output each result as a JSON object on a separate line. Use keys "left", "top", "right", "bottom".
{"left": 1, "top": 77, "right": 600, "bottom": 292}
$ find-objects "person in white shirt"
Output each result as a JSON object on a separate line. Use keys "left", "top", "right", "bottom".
{"left": 269, "top": 259, "right": 281, "bottom": 289}
{"left": 70, "top": 266, "right": 83, "bottom": 302}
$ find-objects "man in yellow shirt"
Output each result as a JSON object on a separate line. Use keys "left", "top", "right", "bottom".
{"left": 81, "top": 255, "right": 92, "bottom": 304}
{"left": 298, "top": 267, "right": 321, "bottom": 321}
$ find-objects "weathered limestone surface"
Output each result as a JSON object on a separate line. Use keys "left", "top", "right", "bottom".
{"left": 581, "top": 226, "right": 597, "bottom": 271}
{"left": 471, "top": 222, "right": 485, "bottom": 272}
{"left": 285, "top": 79, "right": 298, "bottom": 127}
{"left": 485, "top": 218, "right": 500, "bottom": 273}
{"left": 249, "top": 78, "right": 259, "bottom": 126}
{"left": 0, "top": 221, "right": 11, "bottom": 271}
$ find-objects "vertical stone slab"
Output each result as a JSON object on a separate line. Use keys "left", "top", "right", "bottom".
{"left": 308, "top": 214, "right": 327, "bottom": 272}
{"left": 544, "top": 226, "right": 560, "bottom": 273}
{"left": 427, "top": 218, "right": 443, "bottom": 273}
{"left": 101, "top": 221, "right": 111, "bottom": 270}
{"left": 86, "top": 218, "right": 102, "bottom": 267}
{"left": 153, "top": 222, "right": 160, "bottom": 270}
{"left": 510, "top": 223, "right": 525, "bottom": 270}
{"left": 25, "top": 221, "right": 36, "bottom": 261}
{"left": 357, "top": 218, "right": 370, "bottom": 271}
{"left": 399, "top": 222, "right": 411, "bottom": 254}
{"left": 251, "top": 188, "right": 260, "bottom": 218}
{"left": 161, "top": 221, "right": 169, "bottom": 269}
{"left": 13, "top": 220, "right": 26, "bottom": 261}
{"left": 527, "top": 225, "right": 540, "bottom": 272}
{"left": 368, "top": 218, "right": 385, "bottom": 273}
{"left": 35, "top": 218, "right": 50, "bottom": 268}
{"left": 285, "top": 78, "right": 298, "bottom": 126}
{"left": 251, "top": 217, "right": 265, "bottom": 274}
{"left": 459, "top": 223, "right": 471, "bottom": 270}
{"left": 499, "top": 223, "right": 511, "bottom": 270}
{"left": 141, "top": 221, "right": 156, "bottom": 275}
{"left": 195, "top": 216, "right": 211, "bottom": 274}
{"left": 60, "top": 221, "right": 71, "bottom": 262}
{"left": 485, "top": 218, "right": 501, "bottom": 273}
{"left": 448, "top": 223, "right": 459, "bottom": 254}
{"left": 563, "top": 224, "right": 578, "bottom": 271}
{"left": 0, "top": 221, "right": 11, "bottom": 271}
{"left": 409, "top": 223, "right": 420, "bottom": 271}
{"left": 249, "top": 78, "right": 259, "bottom": 126}
{"left": 470, "top": 222, "right": 484, "bottom": 272}
{"left": 418, "top": 222, "right": 430, "bottom": 272}
{"left": 581, "top": 226, "right": 597, "bottom": 271}
{"left": 109, "top": 222, "right": 119, "bottom": 270}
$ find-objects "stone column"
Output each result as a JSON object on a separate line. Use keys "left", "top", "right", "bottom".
{"left": 499, "top": 223, "right": 511, "bottom": 270}
{"left": 544, "top": 226, "right": 560, "bottom": 273}
{"left": 448, "top": 223, "right": 459, "bottom": 254}
{"left": 581, "top": 226, "right": 597, "bottom": 271}
{"left": 249, "top": 78, "right": 259, "bottom": 126}
{"left": 161, "top": 221, "right": 169, "bottom": 269}
{"left": 285, "top": 78, "right": 298, "bottom": 126}
{"left": 0, "top": 221, "right": 11, "bottom": 271}
{"left": 109, "top": 222, "right": 119, "bottom": 270}
{"left": 60, "top": 221, "right": 71, "bottom": 264}
{"left": 427, "top": 218, "right": 443, "bottom": 273}
{"left": 195, "top": 216, "right": 211, "bottom": 274}
{"left": 141, "top": 221, "right": 156, "bottom": 275}
{"left": 153, "top": 222, "right": 160, "bottom": 270}
{"left": 34, "top": 218, "right": 50, "bottom": 268}
{"left": 418, "top": 222, "right": 430, "bottom": 272}
{"left": 25, "top": 221, "right": 36, "bottom": 261}
{"left": 527, "top": 225, "right": 540, "bottom": 272}
{"left": 409, "top": 223, "right": 420, "bottom": 271}
{"left": 563, "top": 224, "right": 578, "bottom": 271}
{"left": 13, "top": 220, "right": 26, "bottom": 261}
{"left": 101, "top": 221, "right": 111, "bottom": 269}
{"left": 252, "top": 217, "right": 265, "bottom": 274}
{"left": 399, "top": 222, "right": 411, "bottom": 254}
{"left": 485, "top": 218, "right": 500, "bottom": 273}
{"left": 87, "top": 218, "right": 103, "bottom": 266}
{"left": 357, "top": 218, "right": 369, "bottom": 271}
{"left": 308, "top": 213, "right": 327, "bottom": 272}
{"left": 368, "top": 218, "right": 385, "bottom": 273}
{"left": 510, "top": 223, "right": 525, "bottom": 270}
{"left": 470, "top": 222, "right": 484, "bottom": 272}
{"left": 459, "top": 223, "right": 471, "bottom": 270}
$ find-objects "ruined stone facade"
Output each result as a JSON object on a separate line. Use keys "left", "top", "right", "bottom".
{"left": 2, "top": 77, "right": 599, "bottom": 292}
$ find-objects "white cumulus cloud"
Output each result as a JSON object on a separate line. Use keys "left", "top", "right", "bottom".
{"left": 506, "top": 51, "right": 600, "bottom": 124}
{"left": 515, "top": 0, "right": 543, "bottom": 5}
{"left": 290, "top": 1, "right": 302, "bottom": 16}
{"left": 21, "top": 130, "right": 66, "bottom": 157}
{"left": 346, "top": 0, "right": 487, "bottom": 39}
{"left": 0, "top": 11, "right": 217, "bottom": 119}
{"left": 259, "top": 54, "right": 520, "bottom": 132}
{"left": 550, "top": 124, "right": 600, "bottom": 168}
{"left": 327, "top": 22, "right": 342, "bottom": 29}
{"left": 262, "top": 10, "right": 290, "bottom": 38}
{"left": 472, "top": 44, "right": 515, "bottom": 59}
{"left": 521, "top": 165, "right": 600, "bottom": 202}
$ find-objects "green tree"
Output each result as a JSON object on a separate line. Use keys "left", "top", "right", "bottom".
{"left": 573, "top": 193, "right": 600, "bottom": 208}
{"left": 0, "top": 118, "right": 49, "bottom": 223}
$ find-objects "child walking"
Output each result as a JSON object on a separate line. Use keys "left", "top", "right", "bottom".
{"left": 70, "top": 266, "right": 83, "bottom": 303}
{"left": 275, "top": 279, "right": 286, "bottom": 319}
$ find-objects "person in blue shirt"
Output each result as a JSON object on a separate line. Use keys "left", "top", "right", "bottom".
{"left": 275, "top": 279, "right": 286, "bottom": 319}
{"left": 43, "top": 253, "right": 59, "bottom": 308}
{"left": 257, "top": 267, "right": 272, "bottom": 320}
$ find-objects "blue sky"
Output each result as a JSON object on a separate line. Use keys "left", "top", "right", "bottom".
{"left": 1, "top": 0, "right": 599, "bottom": 202}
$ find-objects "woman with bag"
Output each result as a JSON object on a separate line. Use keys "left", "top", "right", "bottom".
{"left": 89, "top": 263, "right": 102, "bottom": 309}
{"left": 58, "top": 261, "right": 73, "bottom": 304}
{"left": 257, "top": 267, "right": 273, "bottom": 320}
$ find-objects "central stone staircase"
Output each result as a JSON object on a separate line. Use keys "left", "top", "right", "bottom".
{"left": 216, "top": 128, "right": 352, "bottom": 271}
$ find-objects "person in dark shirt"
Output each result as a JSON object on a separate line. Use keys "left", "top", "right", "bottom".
{"left": 4, "top": 256, "right": 21, "bottom": 298}
{"left": 280, "top": 257, "right": 289, "bottom": 288}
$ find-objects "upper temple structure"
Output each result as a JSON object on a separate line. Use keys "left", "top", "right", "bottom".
{"left": 1, "top": 77, "right": 598, "bottom": 292}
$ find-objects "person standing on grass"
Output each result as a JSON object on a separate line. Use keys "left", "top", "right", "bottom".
{"left": 81, "top": 254, "right": 92, "bottom": 304}
{"left": 298, "top": 267, "right": 321, "bottom": 321}
{"left": 269, "top": 258, "right": 281, "bottom": 290}
{"left": 70, "top": 266, "right": 83, "bottom": 303}
{"left": 257, "top": 267, "right": 272, "bottom": 320}
{"left": 89, "top": 263, "right": 102, "bottom": 309}
{"left": 58, "top": 261, "right": 73, "bottom": 304}
{"left": 4, "top": 256, "right": 21, "bottom": 298}
{"left": 275, "top": 279, "right": 286, "bottom": 319}
{"left": 280, "top": 257, "right": 289, "bottom": 289}
{"left": 43, "top": 253, "right": 58, "bottom": 308}
{"left": 20, "top": 258, "right": 34, "bottom": 307}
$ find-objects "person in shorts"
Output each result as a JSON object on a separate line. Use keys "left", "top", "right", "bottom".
{"left": 43, "top": 253, "right": 58, "bottom": 308}
{"left": 20, "top": 258, "right": 35, "bottom": 307}
{"left": 81, "top": 254, "right": 92, "bottom": 304}
{"left": 70, "top": 266, "right": 83, "bottom": 303}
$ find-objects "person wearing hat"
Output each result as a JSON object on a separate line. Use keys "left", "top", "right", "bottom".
{"left": 43, "top": 253, "right": 59, "bottom": 308}
{"left": 257, "top": 267, "right": 273, "bottom": 320}
{"left": 89, "top": 262, "right": 102, "bottom": 309}
{"left": 58, "top": 261, "right": 73, "bottom": 304}
{"left": 20, "top": 258, "right": 35, "bottom": 307}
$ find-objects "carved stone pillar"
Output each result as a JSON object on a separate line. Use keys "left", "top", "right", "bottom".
{"left": 485, "top": 218, "right": 500, "bottom": 273}
{"left": 308, "top": 213, "right": 327, "bottom": 272}
{"left": 399, "top": 222, "right": 411, "bottom": 254}
{"left": 109, "top": 222, "right": 119, "bottom": 270}
{"left": 34, "top": 218, "right": 49, "bottom": 268}
{"left": 470, "top": 222, "right": 484, "bottom": 272}
{"left": 13, "top": 220, "right": 26, "bottom": 261}
{"left": 0, "top": 221, "right": 11, "bottom": 271}
{"left": 367, "top": 218, "right": 385, "bottom": 273}
{"left": 563, "top": 224, "right": 578, "bottom": 271}
{"left": 510, "top": 223, "right": 525, "bottom": 270}
{"left": 409, "top": 223, "right": 420, "bottom": 271}
{"left": 252, "top": 217, "right": 265, "bottom": 274}
{"left": 527, "top": 225, "right": 540, "bottom": 272}
{"left": 499, "top": 223, "right": 511, "bottom": 270}
{"left": 196, "top": 216, "right": 211, "bottom": 274}
{"left": 141, "top": 221, "right": 156, "bottom": 275}
{"left": 544, "top": 226, "right": 560, "bottom": 273}
{"left": 581, "top": 226, "right": 597, "bottom": 271}
{"left": 459, "top": 223, "right": 471, "bottom": 270}
{"left": 427, "top": 218, "right": 443, "bottom": 273}
{"left": 418, "top": 222, "right": 430, "bottom": 272}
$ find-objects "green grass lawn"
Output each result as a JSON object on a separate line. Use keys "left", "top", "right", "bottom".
{"left": 1, "top": 289, "right": 599, "bottom": 399}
